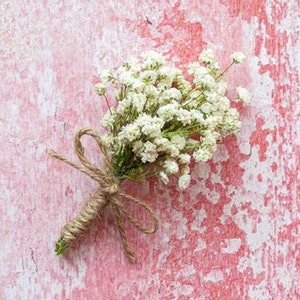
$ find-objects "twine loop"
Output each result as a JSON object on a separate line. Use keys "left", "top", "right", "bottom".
{"left": 49, "top": 128, "right": 158, "bottom": 263}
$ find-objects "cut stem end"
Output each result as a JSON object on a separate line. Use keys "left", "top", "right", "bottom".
{"left": 55, "top": 237, "right": 68, "bottom": 255}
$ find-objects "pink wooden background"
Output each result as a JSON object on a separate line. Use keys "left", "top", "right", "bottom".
{"left": 1, "top": 1, "right": 299, "bottom": 299}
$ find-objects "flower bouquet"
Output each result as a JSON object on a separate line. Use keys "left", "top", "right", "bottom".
{"left": 50, "top": 49, "right": 249, "bottom": 262}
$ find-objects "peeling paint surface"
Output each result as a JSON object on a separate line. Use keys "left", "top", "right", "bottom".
{"left": 0, "top": 1, "right": 299, "bottom": 299}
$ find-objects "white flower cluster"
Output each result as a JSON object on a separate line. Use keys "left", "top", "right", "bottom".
{"left": 96, "top": 49, "right": 249, "bottom": 189}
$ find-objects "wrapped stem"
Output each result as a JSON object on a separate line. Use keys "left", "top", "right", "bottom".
{"left": 55, "top": 190, "right": 109, "bottom": 255}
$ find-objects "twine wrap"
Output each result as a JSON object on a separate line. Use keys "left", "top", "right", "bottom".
{"left": 49, "top": 128, "right": 158, "bottom": 263}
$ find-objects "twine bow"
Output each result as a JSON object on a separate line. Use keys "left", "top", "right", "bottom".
{"left": 49, "top": 128, "right": 158, "bottom": 263}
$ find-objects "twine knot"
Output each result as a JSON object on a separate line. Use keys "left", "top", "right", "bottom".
{"left": 49, "top": 128, "right": 158, "bottom": 263}
{"left": 102, "top": 181, "right": 120, "bottom": 196}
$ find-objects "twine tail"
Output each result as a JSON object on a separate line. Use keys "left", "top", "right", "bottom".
{"left": 55, "top": 190, "right": 109, "bottom": 255}
{"left": 111, "top": 202, "right": 137, "bottom": 263}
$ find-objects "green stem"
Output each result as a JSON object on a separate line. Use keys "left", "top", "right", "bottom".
{"left": 55, "top": 237, "right": 68, "bottom": 255}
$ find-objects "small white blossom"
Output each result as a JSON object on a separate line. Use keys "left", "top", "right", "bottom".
{"left": 132, "top": 79, "right": 146, "bottom": 92}
{"left": 200, "top": 102, "right": 212, "bottom": 114}
{"left": 154, "top": 137, "right": 169, "bottom": 151}
{"left": 231, "top": 52, "right": 246, "bottom": 64}
{"left": 159, "top": 171, "right": 169, "bottom": 185}
{"left": 136, "top": 114, "right": 164, "bottom": 138}
{"left": 140, "top": 141, "right": 158, "bottom": 163}
{"left": 141, "top": 70, "right": 157, "bottom": 84}
{"left": 94, "top": 83, "right": 107, "bottom": 96}
{"left": 102, "top": 133, "right": 114, "bottom": 147}
{"left": 223, "top": 108, "right": 241, "bottom": 133}
{"left": 191, "top": 110, "right": 206, "bottom": 124}
{"left": 102, "top": 108, "right": 116, "bottom": 128}
{"left": 118, "top": 70, "right": 136, "bottom": 86}
{"left": 166, "top": 144, "right": 180, "bottom": 157}
{"left": 129, "top": 93, "right": 147, "bottom": 112}
{"left": 178, "top": 174, "right": 191, "bottom": 189}
{"left": 176, "top": 109, "right": 192, "bottom": 126}
{"left": 188, "top": 62, "right": 201, "bottom": 75}
{"left": 100, "top": 69, "right": 114, "bottom": 83}
{"left": 174, "top": 75, "right": 192, "bottom": 95}
{"left": 157, "top": 102, "right": 179, "bottom": 121}
{"left": 205, "top": 91, "right": 220, "bottom": 104}
{"left": 141, "top": 50, "right": 165, "bottom": 69}
{"left": 236, "top": 86, "right": 250, "bottom": 104}
{"left": 164, "top": 160, "right": 179, "bottom": 174}
{"left": 162, "top": 88, "right": 182, "bottom": 102}
{"left": 193, "top": 147, "right": 213, "bottom": 162}
{"left": 216, "top": 96, "right": 230, "bottom": 111}
{"left": 159, "top": 66, "right": 179, "bottom": 80}
{"left": 214, "top": 82, "right": 227, "bottom": 96}
{"left": 118, "top": 123, "right": 141, "bottom": 143}
{"left": 199, "top": 49, "right": 215, "bottom": 65}
{"left": 124, "top": 57, "right": 141, "bottom": 73}
{"left": 171, "top": 135, "right": 186, "bottom": 150}
{"left": 202, "top": 131, "right": 218, "bottom": 147}
{"left": 132, "top": 140, "right": 144, "bottom": 155}
{"left": 143, "top": 85, "right": 159, "bottom": 99}
{"left": 178, "top": 153, "right": 191, "bottom": 164}
{"left": 200, "top": 74, "right": 215, "bottom": 88}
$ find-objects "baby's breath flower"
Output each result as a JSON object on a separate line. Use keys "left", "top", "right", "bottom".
{"left": 141, "top": 50, "right": 165, "bottom": 69}
{"left": 136, "top": 114, "right": 164, "bottom": 138}
{"left": 191, "top": 110, "right": 206, "bottom": 124}
{"left": 171, "top": 135, "right": 186, "bottom": 150}
{"left": 231, "top": 52, "right": 246, "bottom": 64}
{"left": 102, "top": 133, "right": 114, "bottom": 147}
{"left": 178, "top": 174, "right": 191, "bottom": 189}
{"left": 236, "top": 86, "right": 250, "bottom": 104}
{"left": 162, "top": 88, "right": 182, "bottom": 102}
{"left": 95, "top": 83, "right": 107, "bottom": 96}
{"left": 159, "top": 171, "right": 169, "bottom": 185}
{"left": 102, "top": 108, "right": 116, "bottom": 128}
{"left": 164, "top": 160, "right": 179, "bottom": 174}
{"left": 174, "top": 74, "right": 192, "bottom": 95}
{"left": 200, "top": 102, "right": 212, "bottom": 114}
{"left": 118, "top": 70, "right": 136, "bottom": 86}
{"left": 157, "top": 102, "right": 179, "bottom": 121}
{"left": 159, "top": 66, "right": 179, "bottom": 80}
{"left": 193, "top": 147, "right": 213, "bottom": 163}
{"left": 154, "top": 137, "right": 169, "bottom": 151}
{"left": 166, "top": 143, "right": 180, "bottom": 157}
{"left": 100, "top": 69, "right": 114, "bottom": 83}
{"left": 176, "top": 109, "right": 192, "bottom": 126}
{"left": 132, "top": 140, "right": 144, "bottom": 155}
{"left": 141, "top": 70, "right": 157, "bottom": 84}
{"left": 129, "top": 93, "right": 147, "bottom": 112}
{"left": 178, "top": 153, "right": 191, "bottom": 164}
{"left": 124, "top": 57, "right": 141, "bottom": 73}
{"left": 118, "top": 123, "right": 141, "bottom": 143}
{"left": 205, "top": 91, "right": 219, "bottom": 104}
{"left": 222, "top": 108, "right": 241, "bottom": 133}
{"left": 216, "top": 96, "right": 230, "bottom": 111}
{"left": 214, "top": 82, "right": 227, "bottom": 96}
{"left": 202, "top": 131, "right": 218, "bottom": 147}
{"left": 199, "top": 49, "right": 215, "bottom": 65}
{"left": 140, "top": 141, "right": 158, "bottom": 163}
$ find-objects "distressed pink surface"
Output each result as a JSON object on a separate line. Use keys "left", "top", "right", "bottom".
{"left": 0, "top": 1, "right": 299, "bottom": 299}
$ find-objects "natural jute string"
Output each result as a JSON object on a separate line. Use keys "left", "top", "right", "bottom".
{"left": 49, "top": 128, "right": 158, "bottom": 263}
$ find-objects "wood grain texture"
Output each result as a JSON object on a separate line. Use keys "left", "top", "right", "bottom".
{"left": 0, "top": 1, "right": 299, "bottom": 299}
